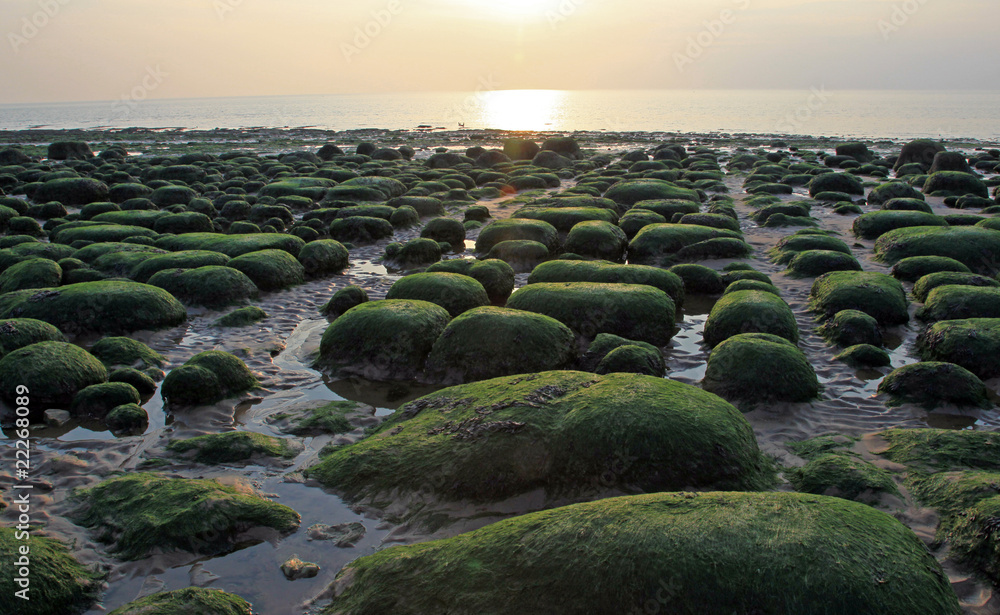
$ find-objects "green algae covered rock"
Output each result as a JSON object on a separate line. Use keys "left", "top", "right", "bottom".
{"left": 835, "top": 344, "right": 892, "bottom": 368}
{"left": 307, "top": 371, "right": 773, "bottom": 502}
{"left": 917, "top": 285, "right": 1000, "bottom": 321}
{"left": 874, "top": 226, "right": 1000, "bottom": 274}
{"left": 320, "top": 285, "right": 369, "bottom": 319}
{"left": 852, "top": 211, "right": 948, "bottom": 240}
{"left": 703, "top": 333, "right": 819, "bottom": 405}
{"left": 912, "top": 272, "right": 1000, "bottom": 302}
{"left": 0, "top": 318, "right": 66, "bottom": 356}
{"left": 153, "top": 232, "right": 305, "bottom": 257}
{"left": 298, "top": 239, "right": 350, "bottom": 276}
{"left": 595, "top": 343, "right": 665, "bottom": 376}
{"left": 105, "top": 403, "right": 150, "bottom": 434}
{"left": 788, "top": 453, "right": 899, "bottom": 502}
{"left": 668, "top": 263, "right": 725, "bottom": 295}
{"left": 877, "top": 429, "right": 1000, "bottom": 471}
{"left": 563, "top": 220, "right": 628, "bottom": 261}
{"left": 817, "top": 309, "right": 883, "bottom": 347}
{"left": 810, "top": 271, "right": 909, "bottom": 326}
{"left": 475, "top": 218, "right": 559, "bottom": 254}
{"left": 878, "top": 362, "right": 990, "bottom": 408}
{"left": 483, "top": 240, "right": 549, "bottom": 273}
{"left": 923, "top": 171, "right": 989, "bottom": 198}
{"left": 918, "top": 318, "right": 1000, "bottom": 379}
{"left": 528, "top": 259, "right": 685, "bottom": 306}
{"left": 425, "top": 258, "right": 515, "bottom": 305}
{"left": 628, "top": 224, "right": 742, "bottom": 267}
{"left": 808, "top": 172, "right": 865, "bottom": 196}
{"left": 161, "top": 351, "right": 258, "bottom": 407}
{"left": 148, "top": 266, "right": 259, "bottom": 308}
{"left": 69, "top": 382, "right": 141, "bottom": 418}
{"left": 386, "top": 272, "right": 490, "bottom": 318}
{"left": 324, "top": 491, "right": 959, "bottom": 615}
{"left": 213, "top": 306, "right": 268, "bottom": 328}
{"left": 890, "top": 256, "right": 970, "bottom": 282}
{"left": 69, "top": 473, "right": 299, "bottom": 561}
{"left": 513, "top": 206, "right": 618, "bottom": 231}
{"left": 703, "top": 290, "right": 798, "bottom": 347}
{"left": 131, "top": 250, "right": 232, "bottom": 283}
{"left": 89, "top": 337, "right": 165, "bottom": 370}
{"left": 769, "top": 232, "right": 852, "bottom": 265}
{"left": 229, "top": 249, "right": 305, "bottom": 292}
{"left": 427, "top": 307, "right": 575, "bottom": 384}
{"left": 786, "top": 250, "right": 861, "bottom": 278}
{"left": 507, "top": 282, "right": 676, "bottom": 345}
{"left": 108, "top": 588, "right": 252, "bottom": 615}
{"left": 0, "top": 281, "right": 186, "bottom": 335}
{"left": 0, "top": 258, "right": 62, "bottom": 293}
{"left": 316, "top": 299, "right": 451, "bottom": 381}
{"left": 605, "top": 178, "right": 700, "bottom": 206}
{"left": 167, "top": 431, "right": 300, "bottom": 464}
{"left": 0, "top": 527, "right": 102, "bottom": 615}
{"left": 0, "top": 341, "right": 107, "bottom": 408}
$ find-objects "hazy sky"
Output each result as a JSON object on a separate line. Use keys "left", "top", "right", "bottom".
{"left": 0, "top": 0, "right": 995, "bottom": 104}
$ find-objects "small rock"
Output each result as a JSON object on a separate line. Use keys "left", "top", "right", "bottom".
{"left": 44, "top": 409, "right": 72, "bottom": 427}
{"left": 307, "top": 522, "right": 366, "bottom": 547}
{"left": 281, "top": 557, "right": 320, "bottom": 580}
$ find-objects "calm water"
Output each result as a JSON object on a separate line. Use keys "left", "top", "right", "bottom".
{"left": 0, "top": 89, "right": 998, "bottom": 140}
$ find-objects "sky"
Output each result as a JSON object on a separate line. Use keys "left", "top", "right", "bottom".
{"left": 0, "top": 0, "right": 996, "bottom": 104}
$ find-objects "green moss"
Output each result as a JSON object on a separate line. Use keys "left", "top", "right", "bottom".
{"left": 891, "top": 256, "right": 970, "bottom": 283}
{"left": 513, "top": 206, "right": 618, "bottom": 231}
{"left": 0, "top": 318, "right": 66, "bottom": 356}
{"left": 632, "top": 198, "right": 700, "bottom": 218}
{"left": 677, "top": 237, "right": 753, "bottom": 261}
{"left": 0, "top": 527, "right": 103, "bottom": 615}
{"left": 168, "top": 430, "right": 299, "bottom": 464}
{"left": 89, "top": 337, "right": 165, "bottom": 370}
{"left": 527, "top": 259, "right": 685, "bottom": 306}
{"left": 595, "top": 344, "right": 665, "bottom": 376}
{"left": 307, "top": 371, "right": 773, "bottom": 502}
{"left": 324, "top": 491, "right": 958, "bottom": 615}
{"left": 786, "top": 250, "right": 861, "bottom": 278}
{"left": 161, "top": 351, "right": 258, "bottom": 407}
{"left": 668, "top": 263, "right": 724, "bottom": 295}
{"left": 228, "top": 249, "right": 305, "bottom": 292}
{"left": 53, "top": 223, "right": 159, "bottom": 245}
{"left": 69, "top": 473, "right": 299, "bottom": 561}
{"left": 628, "top": 224, "right": 742, "bottom": 266}
{"left": 131, "top": 250, "right": 232, "bottom": 283}
{"left": 619, "top": 209, "right": 666, "bottom": 238}
{"left": 877, "top": 429, "right": 1000, "bottom": 471}
{"left": 329, "top": 216, "right": 394, "bottom": 244}
{"left": 475, "top": 218, "right": 558, "bottom": 253}
{"left": 877, "top": 362, "right": 990, "bottom": 408}
{"left": 484, "top": 240, "right": 549, "bottom": 273}
{"left": 788, "top": 435, "right": 856, "bottom": 459}
{"left": 852, "top": 211, "right": 948, "bottom": 240}
{"left": 275, "top": 400, "right": 361, "bottom": 436}
{"left": 298, "top": 239, "right": 349, "bottom": 276}
{"left": 835, "top": 344, "right": 892, "bottom": 368}
{"left": 810, "top": 271, "right": 909, "bottom": 325}
{"left": 923, "top": 171, "right": 989, "bottom": 198}
{"left": 213, "top": 306, "right": 268, "bottom": 327}
{"left": 724, "top": 279, "right": 780, "bottom": 296}
{"left": 703, "top": 333, "right": 819, "bottom": 405}
{"left": 108, "top": 368, "right": 157, "bottom": 395}
{"left": 508, "top": 282, "right": 676, "bottom": 346}
{"left": 70, "top": 382, "right": 141, "bottom": 418}
{"left": 868, "top": 181, "right": 925, "bottom": 204}
{"left": 918, "top": 318, "right": 1000, "bottom": 379}
{"left": 605, "top": 178, "right": 701, "bottom": 206}
{"left": 808, "top": 172, "right": 865, "bottom": 196}
{"left": 0, "top": 280, "right": 186, "bottom": 335}
{"left": 917, "top": 286, "right": 1000, "bottom": 321}
{"left": 789, "top": 453, "right": 899, "bottom": 503}
{"left": 0, "top": 341, "right": 107, "bottom": 408}
{"left": 427, "top": 307, "right": 575, "bottom": 384}
{"left": 316, "top": 299, "right": 451, "bottom": 381}
{"left": 386, "top": 272, "right": 489, "bottom": 318}
{"left": 92, "top": 209, "right": 169, "bottom": 228}
{"left": 913, "top": 272, "right": 999, "bottom": 303}
{"left": 385, "top": 238, "right": 442, "bottom": 268}
{"left": 153, "top": 232, "right": 305, "bottom": 257}
{"left": 320, "top": 285, "right": 369, "bottom": 318}
{"left": 33, "top": 177, "right": 109, "bottom": 205}
{"left": 108, "top": 588, "right": 252, "bottom": 615}
{"left": 0, "top": 258, "right": 62, "bottom": 293}
{"left": 419, "top": 217, "right": 466, "bottom": 250}
{"left": 874, "top": 226, "right": 1000, "bottom": 274}
{"left": 703, "top": 290, "right": 798, "bottom": 347}
{"left": 563, "top": 221, "right": 628, "bottom": 261}
{"left": 817, "top": 309, "right": 882, "bottom": 347}
{"left": 148, "top": 266, "right": 259, "bottom": 308}
{"left": 769, "top": 233, "right": 852, "bottom": 265}
{"left": 105, "top": 403, "right": 149, "bottom": 434}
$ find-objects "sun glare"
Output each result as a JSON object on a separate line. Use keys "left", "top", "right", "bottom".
{"left": 479, "top": 0, "right": 562, "bottom": 18}
{"left": 479, "top": 89, "right": 566, "bottom": 131}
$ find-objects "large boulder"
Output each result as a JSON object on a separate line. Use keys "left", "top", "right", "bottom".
{"left": 148, "top": 266, "right": 258, "bottom": 308}
{"left": 605, "top": 179, "right": 700, "bottom": 207}
{"left": 912, "top": 271, "right": 999, "bottom": 302}
{"left": 0, "top": 527, "right": 102, "bottom": 615}
{"left": 425, "top": 259, "right": 515, "bottom": 305}
{"left": 918, "top": 319, "right": 1000, "bottom": 380}
{"left": 703, "top": 290, "right": 798, "bottom": 347}
{"left": 894, "top": 139, "right": 946, "bottom": 172}
{"left": 33, "top": 178, "right": 109, "bottom": 206}
{"left": 917, "top": 286, "right": 1000, "bottom": 321}
{"left": 875, "top": 226, "right": 1000, "bottom": 275}
{"left": 161, "top": 350, "right": 258, "bottom": 407}
{"left": 628, "top": 224, "right": 743, "bottom": 267}
{"left": 852, "top": 211, "right": 947, "bottom": 240}
{"left": 47, "top": 141, "right": 94, "bottom": 160}
{"left": 704, "top": 333, "right": 819, "bottom": 404}
{"left": 228, "top": 249, "right": 305, "bottom": 292}
{"left": 878, "top": 362, "right": 990, "bottom": 408}
{"left": 475, "top": 218, "right": 559, "bottom": 254}
{"left": 527, "top": 259, "right": 684, "bottom": 306}
{"left": 923, "top": 171, "right": 989, "bottom": 198}
{"left": 108, "top": 588, "right": 252, "bottom": 615}
{"left": 0, "top": 341, "right": 107, "bottom": 409}
{"left": 808, "top": 172, "right": 864, "bottom": 197}
{"left": 810, "top": 271, "right": 909, "bottom": 326}
{"left": 385, "top": 272, "right": 490, "bottom": 318}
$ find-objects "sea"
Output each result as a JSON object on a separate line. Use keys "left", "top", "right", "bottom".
{"left": 0, "top": 89, "right": 998, "bottom": 142}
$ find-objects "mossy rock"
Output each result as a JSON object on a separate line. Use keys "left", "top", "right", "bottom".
{"left": 320, "top": 285, "right": 369, "bottom": 319}
{"left": 108, "top": 368, "right": 157, "bottom": 396}
{"left": 618, "top": 209, "right": 666, "bottom": 239}
{"left": 389, "top": 205, "right": 420, "bottom": 227}
{"left": 315, "top": 300, "right": 451, "bottom": 381}
{"left": 917, "top": 286, "right": 1000, "bottom": 321}
{"left": 131, "top": 250, "right": 231, "bottom": 283}
{"left": 874, "top": 226, "right": 1000, "bottom": 274}
{"left": 386, "top": 272, "right": 490, "bottom": 318}
{"left": 426, "top": 307, "right": 575, "bottom": 384}
{"left": 148, "top": 266, "right": 258, "bottom": 308}
{"left": 0, "top": 258, "right": 62, "bottom": 293}
{"left": 388, "top": 196, "right": 445, "bottom": 217}
{"left": 770, "top": 233, "right": 853, "bottom": 265}
{"left": 425, "top": 259, "right": 515, "bottom": 305}
{"left": 161, "top": 351, "right": 258, "bottom": 407}
{"left": 0, "top": 318, "right": 66, "bottom": 356}
{"left": 852, "top": 211, "right": 948, "bottom": 240}
{"left": 269, "top": 399, "right": 368, "bottom": 436}
{"left": 877, "top": 362, "right": 990, "bottom": 408}
{"left": 0, "top": 280, "right": 186, "bottom": 335}
{"left": 296, "top": 239, "right": 349, "bottom": 277}
{"left": 153, "top": 232, "right": 305, "bottom": 258}
{"left": 107, "top": 588, "right": 252, "bottom": 615}
{"left": 918, "top": 319, "right": 1000, "bottom": 380}
{"left": 418, "top": 217, "right": 466, "bottom": 251}
{"left": 324, "top": 491, "right": 958, "bottom": 615}
{"left": 228, "top": 249, "right": 305, "bottom": 292}
{"left": 105, "top": 403, "right": 149, "bottom": 434}
{"left": 810, "top": 271, "right": 909, "bottom": 325}
{"left": 628, "top": 224, "right": 742, "bottom": 267}
{"left": 881, "top": 198, "right": 933, "bottom": 214}
{"left": 213, "top": 306, "right": 268, "bottom": 328}
{"left": 483, "top": 240, "right": 549, "bottom": 273}
{"left": 89, "top": 337, "right": 165, "bottom": 370}
{"left": 595, "top": 344, "right": 664, "bottom": 376}
{"left": 668, "top": 263, "right": 725, "bottom": 295}
{"left": 528, "top": 259, "right": 684, "bottom": 307}
{"left": 507, "top": 282, "right": 676, "bottom": 346}
{"left": 868, "top": 181, "right": 926, "bottom": 205}
{"left": 307, "top": 371, "right": 772, "bottom": 503}
{"left": 563, "top": 221, "right": 628, "bottom": 261}
{"left": 385, "top": 238, "right": 441, "bottom": 269}
{"left": 677, "top": 237, "right": 753, "bottom": 261}
{"left": 703, "top": 290, "right": 799, "bottom": 347}
{"left": 69, "top": 382, "right": 141, "bottom": 418}
{"left": 328, "top": 216, "right": 394, "bottom": 244}
{"left": 923, "top": 171, "right": 989, "bottom": 198}
{"left": 32, "top": 177, "right": 109, "bottom": 205}
{"left": 0, "top": 341, "right": 107, "bottom": 409}
{"left": 168, "top": 431, "right": 300, "bottom": 464}
{"left": 788, "top": 453, "right": 899, "bottom": 502}
{"left": 835, "top": 344, "right": 892, "bottom": 368}
{"left": 890, "top": 256, "right": 970, "bottom": 282}
{"left": 0, "top": 527, "right": 102, "bottom": 615}
{"left": 604, "top": 179, "right": 701, "bottom": 206}
{"left": 704, "top": 333, "right": 819, "bottom": 405}
{"left": 68, "top": 473, "right": 300, "bottom": 561}
{"left": 877, "top": 428, "right": 1000, "bottom": 471}
{"left": 475, "top": 218, "right": 559, "bottom": 254}
{"left": 817, "top": 309, "right": 883, "bottom": 347}
{"left": 514, "top": 207, "right": 618, "bottom": 232}
{"left": 786, "top": 250, "right": 861, "bottom": 278}
{"left": 723, "top": 279, "right": 780, "bottom": 296}
{"left": 913, "top": 272, "right": 1000, "bottom": 303}
{"left": 632, "top": 198, "right": 700, "bottom": 219}
{"left": 808, "top": 172, "right": 865, "bottom": 197}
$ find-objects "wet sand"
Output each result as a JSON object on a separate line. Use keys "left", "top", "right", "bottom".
{"left": 0, "top": 128, "right": 998, "bottom": 614}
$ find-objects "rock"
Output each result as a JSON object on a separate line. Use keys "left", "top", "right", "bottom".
{"left": 789, "top": 453, "right": 898, "bottom": 502}
{"left": 928, "top": 151, "right": 972, "bottom": 175}
{"left": 853, "top": 210, "right": 947, "bottom": 240}
{"left": 835, "top": 142, "right": 874, "bottom": 163}
{"left": 108, "top": 368, "right": 157, "bottom": 395}
{"left": 507, "top": 282, "right": 676, "bottom": 345}
{"left": 628, "top": 224, "right": 742, "bottom": 267}
{"left": 213, "top": 306, "right": 269, "bottom": 328}
{"left": 514, "top": 207, "right": 618, "bottom": 232}
{"left": 315, "top": 300, "right": 450, "bottom": 381}
{"left": 427, "top": 152, "right": 474, "bottom": 168}
{"left": 484, "top": 240, "right": 549, "bottom": 273}
{"left": 0, "top": 318, "right": 66, "bottom": 356}
{"left": 703, "top": 290, "right": 798, "bottom": 347}
{"left": 881, "top": 198, "right": 932, "bottom": 214}
{"left": 475, "top": 218, "right": 558, "bottom": 254}
{"left": 89, "top": 337, "right": 166, "bottom": 370}
{"left": 891, "top": 256, "right": 970, "bottom": 282}
{"left": 503, "top": 138, "right": 540, "bottom": 161}
{"left": 605, "top": 179, "right": 700, "bottom": 207}
{"left": 0, "top": 527, "right": 102, "bottom": 615}
{"left": 161, "top": 351, "right": 258, "bottom": 407}
{"left": 918, "top": 319, "right": 1000, "bottom": 380}
{"left": 389, "top": 205, "right": 420, "bottom": 227}
{"left": 321, "top": 285, "right": 369, "bottom": 319}
{"left": 281, "top": 557, "right": 321, "bottom": 581}
{"left": 108, "top": 588, "right": 252, "bottom": 615}
{"left": 105, "top": 403, "right": 149, "bottom": 434}
{"left": 808, "top": 172, "right": 864, "bottom": 197}
{"left": 427, "top": 307, "right": 575, "bottom": 384}
{"left": 386, "top": 272, "right": 489, "bottom": 317}
{"left": 385, "top": 238, "right": 442, "bottom": 269}
{"left": 329, "top": 216, "right": 394, "bottom": 244}
{"left": 810, "top": 271, "right": 909, "bottom": 326}
{"left": 420, "top": 217, "right": 466, "bottom": 251}
{"left": 528, "top": 259, "right": 684, "bottom": 306}
{"left": 878, "top": 362, "right": 989, "bottom": 408}
{"left": 923, "top": 171, "right": 989, "bottom": 198}
{"left": 704, "top": 333, "right": 819, "bottom": 404}
{"left": 307, "top": 371, "right": 773, "bottom": 502}
{"left": 817, "top": 309, "right": 882, "bottom": 347}
{"left": 425, "top": 259, "right": 515, "bottom": 305}
{"left": 388, "top": 196, "right": 445, "bottom": 217}
{"left": 132, "top": 250, "right": 232, "bottom": 283}
{"left": 835, "top": 344, "right": 891, "bottom": 368}
{"left": 323, "top": 491, "right": 957, "bottom": 615}
{"left": 317, "top": 143, "right": 345, "bottom": 160}
{"left": 0, "top": 258, "right": 60, "bottom": 293}
{"left": 148, "top": 266, "right": 259, "bottom": 308}
{"left": 619, "top": 209, "right": 666, "bottom": 239}
{"left": 0, "top": 341, "right": 107, "bottom": 409}
{"left": 894, "top": 139, "right": 946, "bottom": 172}
{"left": 47, "top": 141, "right": 94, "bottom": 160}
{"left": 0, "top": 147, "right": 32, "bottom": 165}
{"left": 786, "top": 250, "right": 861, "bottom": 277}
{"left": 44, "top": 408, "right": 72, "bottom": 427}
{"left": 33, "top": 177, "right": 109, "bottom": 206}
{"left": 632, "top": 199, "right": 700, "bottom": 219}
{"left": 168, "top": 431, "right": 300, "bottom": 464}
{"left": 268, "top": 399, "right": 369, "bottom": 436}
{"left": 595, "top": 344, "right": 665, "bottom": 376}
{"left": 228, "top": 249, "right": 305, "bottom": 292}
{"left": 308, "top": 522, "right": 366, "bottom": 547}
{"left": 875, "top": 226, "right": 1000, "bottom": 275}
{"left": 912, "top": 272, "right": 999, "bottom": 302}
{"left": 154, "top": 232, "right": 305, "bottom": 258}
{"left": 70, "top": 382, "right": 141, "bottom": 418}
{"left": 917, "top": 286, "right": 1000, "bottom": 321}
{"left": 476, "top": 149, "right": 510, "bottom": 167}
{"left": 668, "top": 264, "right": 725, "bottom": 295}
